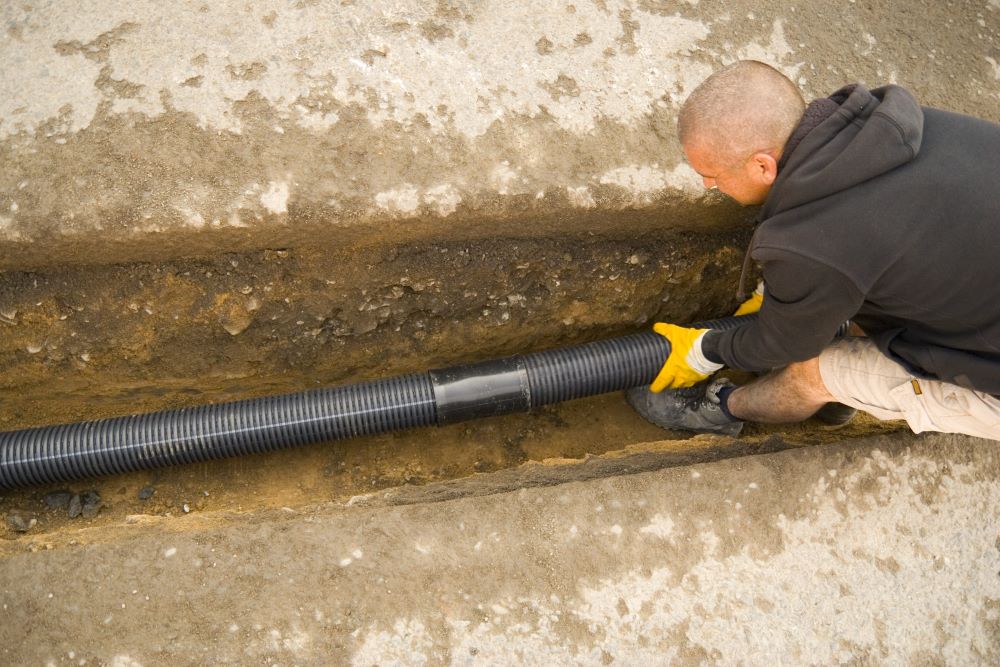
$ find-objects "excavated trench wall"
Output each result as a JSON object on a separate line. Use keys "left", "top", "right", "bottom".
{"left": 2, "top": 1, "right": 1000, "bottom": 428}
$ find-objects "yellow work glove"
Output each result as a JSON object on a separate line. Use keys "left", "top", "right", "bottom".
{"left": 650, "top": 323, "right": 724, "bottom": 392}
{"left": 733, "top": 280, "right": 764, "bottom": 316}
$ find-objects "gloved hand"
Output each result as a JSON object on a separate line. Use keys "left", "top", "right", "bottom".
{"left": 650, "top": 323, "right": 724, "bottom": 392}
{"left": 733, "top": 280, "right": 765, "bottom": 316}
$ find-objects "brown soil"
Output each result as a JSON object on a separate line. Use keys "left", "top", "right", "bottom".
{"left": 0, "top": 231, "right": 750, "bottom": 431}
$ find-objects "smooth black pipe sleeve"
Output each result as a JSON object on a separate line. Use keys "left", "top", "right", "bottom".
{"left": 0, "top": 314, "right": 760, "bottom": 489}
{"left": 430, "top": 357, "right": 530, "bottom": 424}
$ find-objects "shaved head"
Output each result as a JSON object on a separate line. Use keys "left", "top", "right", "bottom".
{"left": 678, "top": 60, "right": 805, "bottom": 165}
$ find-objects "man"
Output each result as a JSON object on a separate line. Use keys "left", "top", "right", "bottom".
{"left": 627, "top": 60, "right": 1000, "bottom": 440}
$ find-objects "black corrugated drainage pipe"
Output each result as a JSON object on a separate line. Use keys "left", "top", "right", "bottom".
{"left": 0, "top": 316, "right": 763, "bottom": 489}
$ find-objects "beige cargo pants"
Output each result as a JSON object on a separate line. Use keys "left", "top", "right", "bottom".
{"left": 818, "top": 337, "right": 1000, "bottom": 440}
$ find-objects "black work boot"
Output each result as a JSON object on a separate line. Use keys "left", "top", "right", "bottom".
{"left": 626, "top": 378, "right": 744, "bottom": 436}
{"left": 813, "top": 402, "right": 858, "bottom": 427}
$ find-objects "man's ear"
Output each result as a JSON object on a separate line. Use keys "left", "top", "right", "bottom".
{"left": 747, "top": 151, "right": 779, "bottom": 185}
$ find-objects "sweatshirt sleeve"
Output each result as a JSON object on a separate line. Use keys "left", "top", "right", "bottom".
{"left": 702, "top": 253, "right": 865, "bottom": 372}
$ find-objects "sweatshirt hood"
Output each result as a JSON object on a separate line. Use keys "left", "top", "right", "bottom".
{"left": 759, "top": 84, "right": 924, "bottom": 219}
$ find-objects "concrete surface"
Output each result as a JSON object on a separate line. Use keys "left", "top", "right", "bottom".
{"left": 2, "top": 432, "right": 998, "bottom": 665}
{"left": 2, "top": 1, "right": 999, "bottom": 268}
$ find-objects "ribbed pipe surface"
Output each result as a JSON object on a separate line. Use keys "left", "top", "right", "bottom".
{"left": 524, "top": 333, "right": 668, "bottom": 407}
{"left": 0, "top": 375, "right": 435, "bottom": 488}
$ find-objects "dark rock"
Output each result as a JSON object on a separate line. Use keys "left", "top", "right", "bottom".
{"left": 6, "top": 511, "right": 37, "bottom": 533}
{"left": 43, "top": 490, "right": 73, "bottom": 510}
{"left": 68, "top": 494, "right": 82, "bottom": 519}
{"left": 81, "top": 490, "right": 102, "bottom": 519}
{"left": 138, "top": 486, "right": 155, "bottom": 501}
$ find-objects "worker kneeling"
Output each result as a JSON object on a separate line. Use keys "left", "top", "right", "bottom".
{"left": 627, "top": 61, "right": 1000, "bottom": 441}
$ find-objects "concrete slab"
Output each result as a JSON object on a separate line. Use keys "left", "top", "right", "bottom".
{"left": 2, "top": 432, "right": 998, "bottom": 664}
{"left": 2, "top": 1, "right": 998, "bottom": 267}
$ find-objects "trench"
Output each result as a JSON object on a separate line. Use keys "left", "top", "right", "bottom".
{"left": 0, "top": 229, "right": 906, "bottom": 548}
{"left": 0, "top": 389, "right": 906, "bottom": 553}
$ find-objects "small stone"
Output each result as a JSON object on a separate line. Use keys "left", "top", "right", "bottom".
{"left": 68, "top": 494, "right": 82, "bottom": 518}
{"left": 81, "top": 490, "right": 102, "bottom": 519}
{"left": 222, "top": 316, "right": 251, "bottom": 335}
{"left": 138, "top": 486, "right": 155, "bottom": 501}
{"left": 43, "top": 490, "right": 73, "bottom": 510}
{"left": 6, "top": 511, "right": 37, "bottom": 532}
{"left": 220, "top": 303, "right": 253, "bottom": 335}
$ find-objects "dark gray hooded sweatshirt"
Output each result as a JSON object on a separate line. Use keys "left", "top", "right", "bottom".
{"left": 703, "top": 84, "right": 1000, "bottom": 395}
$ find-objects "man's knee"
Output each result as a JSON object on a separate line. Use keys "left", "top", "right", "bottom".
{"left": 782, "top": 357, "right": 836, "bottom": 403}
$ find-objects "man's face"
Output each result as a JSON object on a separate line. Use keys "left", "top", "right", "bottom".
{"left": 683, "top": 141, "right": 775, "bottom": 206}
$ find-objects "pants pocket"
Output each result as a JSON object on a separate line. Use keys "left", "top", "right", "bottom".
{"left": 889, "top": 379, "right": 1000, "bottom": 439}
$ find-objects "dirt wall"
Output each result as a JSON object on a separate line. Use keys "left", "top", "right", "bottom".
{"left": 0, "top": 228, "right": 749, "bottom": 429}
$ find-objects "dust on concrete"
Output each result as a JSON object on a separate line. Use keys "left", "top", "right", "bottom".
{"left": 4, "top": 431, "right": 991, "bottom": 666}
{"left": 0, "top": 91, "right": 731, "bottom": 268}
{"left": 671, "top": 0, "right": 1000, "bottom": 120}
{"left": 3, "top": 0, "right": 997, "bottom": 270}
